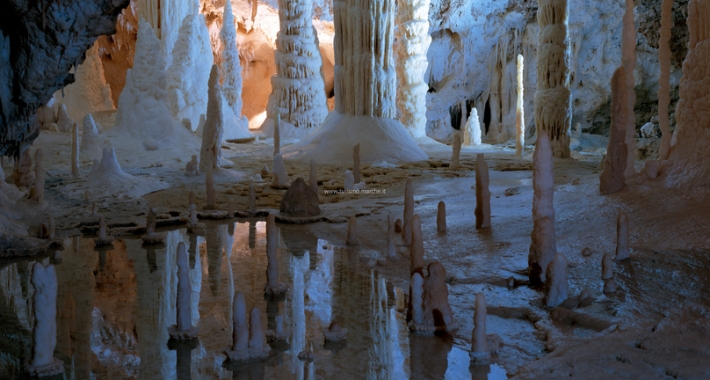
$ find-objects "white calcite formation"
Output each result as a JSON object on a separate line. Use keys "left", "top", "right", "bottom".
{"left": 599, "top": 67, "right": 629, "bottom": 195}
{"left": 516, "top": 54, "right": 525, "bottom": 157}
{"left": 622, "top": 0, "right": 637, "bottom": 179}
{"left": 137, "top": 0, "right": 198, "bottom": 65}
{"left": 437, "top": 201, "right": 446, "bottom": 234}
{"left": 281, "top": 0, "right": 427, "bottom": 164}
{"left": 450, "top": 133, "right": 461, "bottom": 170}
{"left": 167, "top": 14, "right": 213, "bottom": 131}
{"left": 51, "top": 42, "right": 114, "bottom": 122}
{"left": 616, "top": 212, "right": 630, "bottom": 260}
{"left": 169, "top": 242, "right": 198, "bottom": 339}
{"left": 200, "top": 65, "right": 224, "bottom": 172}
{"left": 227, "top": 293, "right": 271, "bottom": 361}
{"left": 265, "top": 214, "right": 287, "bottom": 295}
{"left": 395, "top": 0, "right": 431, "bottom": 138}
{"left": 665, "top": 0, "right": 710, "bottom": 186}
{"left": 535, "top": 0, "right": 571, "bottom": 158}
{"left": 601, "top": 252, "right": 618, "bottom": 293}
{"left": 56, "top": 104, "right": 74, "bottom": 133}
{"left": 658, "top": 0, "right": 673, "bottom": 160}
{"left": 271, "top": 153, "right": 289, "bottom": 189}
{"left": 410, "top": 214, "right": 424, "bottom": 273}
{"left": 267, "top": 315, "right": 289, "bottom": 341}
{"left": 26, "top": 263, "right": 64, "bottom": 377}
{"left": 463, "top": 108, "right": 482, "bottom": 147}
{"left": 529, "top": 131, "right": 557, "bottom": 284}
{"left": 545, "top": 252, "right": 569, "bottom": 307}
{"left": 469, "top": 292, "right": 490, "bottom": 365}
{"left": 402, "top": 179, "right": 414, "bottom": 245}
{"left": 344, "top": 170, "right": 355, "bottom": 191}
{"left": 219, "top": 0, "right": 251, "bottom": 140}
{"left": 265, "top": 0, "right": 328, "bottom": 135}
{"left": 346, "top": 215, "right": 359, "bottom": 246}
{"left": 89, "top": 146, "right": 136, "bottom": 187}
{"left": 81, "top": 114, "right": 102, "bottom": 161}
{"left": 409, "top": 262, "right": 458, "bottom": 332}
{"left": 475, "top": 154, "right": 491, "bottom": 229}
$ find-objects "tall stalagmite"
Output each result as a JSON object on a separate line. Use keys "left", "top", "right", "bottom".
{"left": 534, "top": 0, "right": 571, "bottom": 158}
{"left": 622, "top": 0, "right": 637, "bottom": 178}
{"left": 200, "top": 65, "right": 223, "bottom": 172}
{"left": 528, "top": 131, "right": 556, "bottom": 284}
{"left": 599, "top": 67, "right": 629, "bottom": 194}
{"left": 266, "top": 0, "right": 328, "bottom": 133}
{"left": 396, "top": 0, "right": 432, "bottom": 138}
{"left": 658, "top": 0, "right": 673, "bottom": 160}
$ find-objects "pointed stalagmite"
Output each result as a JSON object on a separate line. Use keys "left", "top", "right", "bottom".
{"left": 470, "top": 292, "right": 490, "bottom": 365}
{"left": 463, "top": 108, "right": 482, "bottom": 146}
{"left": 545, "top": 252, "right": 569, "bottom": 307}
{"left": 309, "top": 159, "right": 318, "bottom": 195}
{"left": 94, "top": 216, "right": 113, "bottom": 246}
{"left": 616, "top": 212, "right": 630, "bottom": 260}
{"left": 71, "top": 123, "right": 80, "bottom": 175}
{"left": 516, "top": 54, "right": 525, "bottom": 157}
{"left": 226, "top": 293, "right": 271, "bottom": 361}
{"left": 658, "top": 0, "right": 673, "bottom": 160}
{"left": 450, "top": 133, "right": 461, "bottom": 170}
{"left": 169, "top": 242, "right": 198, "bottom": 339}
{"left": 346, "top": 215, "right": 359, "bottom": 246}
{"left": 437, "top": 201, "right": 446, "bottom": 234}
{"left": 622, "top": 0, "right": 637, "bottom": 178}
{"left": 81, "top": 114, "right": 101, "bottom": 160}
{"left": 602, "top": 252, "right": 618, "bottom": 293}
{"left": 353, "top": 143, "right": 361, "bottom": 184}
{"left": 265, "top": 214, "right": 287, "bottom": 295}
{"left": 205, "top": 165, "right": 216, "bottom": 210}
{"left": 410, "top": 214, "right": 424, "bottom": 273}
{"left": 271, "top": 153, "right": 289, "bottom": 188}
{"left": 402, "top": 179, "right": 414, "bottom": 245}
{"left": 387, "top": 214, "right": 396, "bottom": 258}
{"left": 529, "top": 131, "right": 556, "bottom": 284}
{"left": 475, "top": 154, "right": 491, "bottom": 229}
{"left": 199, "top": 65, "right": 223, "bottom": 173}
{"left": 600, "top": 67, "right": 629, "bottom": 195}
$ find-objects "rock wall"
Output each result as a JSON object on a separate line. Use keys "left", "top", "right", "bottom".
{"left": 0, "top": 0, "right": 130, "bottom": 157}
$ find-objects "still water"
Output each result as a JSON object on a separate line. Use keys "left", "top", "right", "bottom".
{"left": 0, "top": 221, "right": 507, "bottom": 379}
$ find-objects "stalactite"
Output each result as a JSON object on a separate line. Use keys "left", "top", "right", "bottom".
{"left": 622, "top": 0, "right": 637, "bottom": 178}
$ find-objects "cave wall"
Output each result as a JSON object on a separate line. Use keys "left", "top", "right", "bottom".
{"left": 0, "top": 0, "right": 131, "bottom": 157}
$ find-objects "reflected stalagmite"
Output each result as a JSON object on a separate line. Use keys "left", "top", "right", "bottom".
{"left": 142, "top": 207, "right": 165, "bottom": 244}
{"left": 249, "top": 183, "right": 256, "bottom": 213}
{"left": 227, "top": 295, "right": 271, "bottom": 361}
{"left": 475, "top": 154, "right": 491, "bottom": 229}
{"left": 616, "top": 212, "right": 630, "bottom": 260}
{"left": 169, "top": 242, "right": 198, "bottom": 339}
{"left": 470, "top": 292, "right": 491, "bottom": 365}
{"left": 265, "top": 214, "right": 287, "bottom": 295}
{"left": 205, "top": 165, "right": 216, "bottom": 210}
{"left": 346, "top": 215, "right": 359, "bottom": 246}
{"left": 94, "top": 216, "right": 113, "bottom": 246}
{"left": 27, "top": 262, "right": 64, "bottom": 377}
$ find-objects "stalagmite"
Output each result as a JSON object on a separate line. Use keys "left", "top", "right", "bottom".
{"left": 601, "top": 252, "right": 618, "bottom": 293}
{"left": 410, "top": 215, "right": 424, "bottom": 273}
{"left": 344, "top": 170, "right": 355, "bottom": 190}
{"left": 271, "top": 153, "right": 289, "bottom": 188}
{"left": 261, "top": 164, "right": 269, "bottom": 178}
{"left": 615, "top": 212, "right": 630, "bottom": 260}
{"left": 516, "top": 54, "right": 525, "bottom": 157}
{"left": 94, "top": 216, "right": 113, "bottom": 246}
{"left": 71, "top": 123, "right": 80, "bottom": 176}
{"left": 409, "top": 272, "right": 425, "bottom": 326}
{"left": 402, "top": 179, "right": 414, "bottom": 245}
{"left": 387, "top": 214, "right": 397, "bottom": 258}
{"left": 309, "top": 160, "right": 318, "bottom": 195}
{"left": 141, "top": 207, "right": 165, "bottom": 244}
{"left": 200, "top": 65, "right": 223, "bottom": 172}
{"left": 30, "top": 148, "right": 44, "bottom": 203}
{"left": 353, "top": 144, "right": 361, "bottom": 184}
{"left": 185, "top": 155, "right": 199, "bottom": 176}
{"left": 450, "top": 133, "right": 461, "bottom": 170}
{"left": 346, "top": 215, "right": 359, "bottom": 246}
{"left": 169, "top": 242, "right": 198, "bottom": 339}
{"left": 437, "top": 201, "right": 446, "bottom": 234}
{"left": 220, "top": 0, "right": 250, "bottom": 139}
{"left": 409, "top": 262, "right": 457, "bottom": 332}
{"left": 26, "top": 263, "right": 64, "bottom": 377}
{"left": 273, "top": 113, "right": 281, "bottom": 156}
{"left": 545, "top": 252, "right": 569, "bottom": 307}
{"left": 249, "top": 183, "right": 256, "bottom": 212}
{"left": 463, "top": 108, "right": 482, "bottom": 146}
{"left": 279, "top": 177, "right": 321, "bottom": 217}
{"left": 528, "top": 131, "right": 556, "bottom": 284}
{"left": 231, "top": 292, "right": 249, "bottom": 352}
{"left": 226, "top": 295, "right": 270, "bottom": 360}
{"left": 81, "top": 114, "right": 101, "bottom": 161}
{"left": 469, "top": 292, "right": 490, "bottom": 365}
{"left": 265, "top": 214, "right": 287, "bottom": 295}
{"left": 658, "top": 0, "right": 673, "bottom": 160}
{"left": 248, "top": 307, "right": 270, "bottom": 355}
{"left": 475, "top": 154, "right": 491, "bottom": 229}
{"left": 395, "top": 0, "right": 431, "bottom": 138}
{"left": 622, "top": 0, "right": 637, "bottom": 178}
{"left": 600, "top": 67, "right": 629, "bottom": 195}
{"left": 205, "top": 165, "right": 216, "bottom": 210}
{"left": 534, "top": 0, "right": 571, "bottom": 157}
{"left": 265, "top": 0, "right": 328, "bottom": 134}
{"left": 56, "top": 104, "right": 74, "bottom": 133}
{"left": 90, "top": 146, "right": 135, "bottom": 185}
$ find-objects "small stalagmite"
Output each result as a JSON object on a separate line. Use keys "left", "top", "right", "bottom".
{"left": 81, "top": 114, "right": 101, "bottom": 160}
{"left": 353, "top": 143, "right": 361, "bottom": 183}
{"left": 346, "top": 215, "right": 359, "bottom": 246}
{"left": 402, "top": 179, "right": 414, "bottom": 245}
{"left": 71, "top": 123, "right": 80, "bottom": 176}
{"left": 475, "top": 154, "right": 491, "bottom": 229}
{"left": 410, "top": 214, "right": 424, "bottom": 273}
{"left": 271, "top": 153, "right": 289, "bottom": 189}
{"left": 409, "top": 272, "right": 425, "bottom": 327}
{"left": 265, "top": 214, "right": 287, "bottom": 295}
{"left": 142, "top": 207, "right": 165, "bottom": 244}
{"left": 309, "top": 159, "right": 318, "bottom": 195}
{"left": 56, "top": 104, "right": 73, "bottom": 133}
{"left": 450, "top": 133, "right": 461, "bottom": 170}
{"left": 169, "top": 242, "right": 198, "bottom": 339}
{"left": 187, "top": 204, "right": 204, "bottom": 233}
{"left": 437, "top": 201, "right": 446, "bottom": 234}
{"left": 205, "top": 165, "right": 216, "bottom": 210}
{"left": 344, "top": 170, "right": 355, "bottom": 190}
{"left": 26, "top": 263, "right": 64, "bottom": 377}
{"left": 616, "top": 212, "right": 630, "bottom": 260}
{"left": 601, "top": 252, "right": 618, "bottom": 293}
{"left": 469, "top": 292, "right": 490, "bottom": 365}
{"left": 545, "top": 252, "right": 569, "bottom": 307}
{"left": 387, "top": 214, "right": 396, "bottom": 259}
{"left": 94, "top": 216, "right": 113, "bottom": 246}
{"left": 266, "top": 315, "right": 289, "bottom": 341}
{"left": 600, "top": 67, "right": 629, "bottom": 195}
{"left": 409, "top": 262, "right": 458, "bottom": 332}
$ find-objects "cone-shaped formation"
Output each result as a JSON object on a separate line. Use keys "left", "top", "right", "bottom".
{"left": 220, "top": 0, "right": 250, "bottom": 139}
{"left": 90, "top": 146, "right": 135, "bottom": 184}
{"left": 450, "top": 133, "right": 461, "bottom": 170}
{"left": 463, "top": 108, "right": 482, "bottom": 146}
{"left": 402, "top": 179, "right": 414, "bottom": 245}
{"left": 410, "top": 214, "right": 424, "bottom": 273}
{"left": 408, "top": 262, "right": 458, "bottom": 332}
{"left": 470, "top": 292, "right": 490, "bottom": 365}
{"left": 529, "top": 131, "right": 556, "bottom": 284}
{"left": 205, "top": 165, "right": 216, "bottom": 210}
{"left": 266, "top": 0, "right": 328, "bottom": 132}
{"left": 601, "top": 252, "right": 618, "bottom": 293}
{"left": 200, "top": 65, "right": 224, "bottom": 172}
{"left": 279, "top": 177, "right": 321, "bottom": 217}
{"left": 71, "top": 123, "right": 80, "bottom": 176}
{"left": 395, "top": 0, "right": 431, "bottom": 138}
{"left": 169, "top": 242, "right": 198, "bottom": 339}
{"left": 81, "top": 115, "right": 102, "bottom": 161}
{"left": 56, "top": 104, "right": 74, "bottom": 133}
{"left": 437, "top": 201, "right": 446, "bottom": 234}
{"left": 387, "top": 214, "right": 397, "bottom": 258}
{"left": 516, "top": 54, "right": 525, "bottom": 157}
{"left": 622, "top": 0, "right": 637, "bottom": 178}
{"left": 475, "top": 154, "right": 491, "bottom": 229}
{"left": 271, "top": 153, "right": 289, "bottom": 189}
{"left": 545, "top": 252, "right": 569, "bottom": 307}
{"left": 309, "top": 160, "right": 318, "bottom": 195}
{"left": 265, "top": 214, "right": 288, "bottom": 295}
{"left": 534, "top": 0, "right": 571, "bottom": 158}
{"left": 346, "top": 215, "right": 359, "bottom": 246}
{"left": 226, "top": 294, "right": 271, "bottom": 361}
{"left": 27, "top": 263, "right": 64, "bottom": 377}
{"left": 600, "top": 67, "right": 629, "bottom": 195}
{"left": 94, "top": 216, "right": 114, "bottom": 246}
{"left": 616, "top": 212, "right": 630, "bottom": 260}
